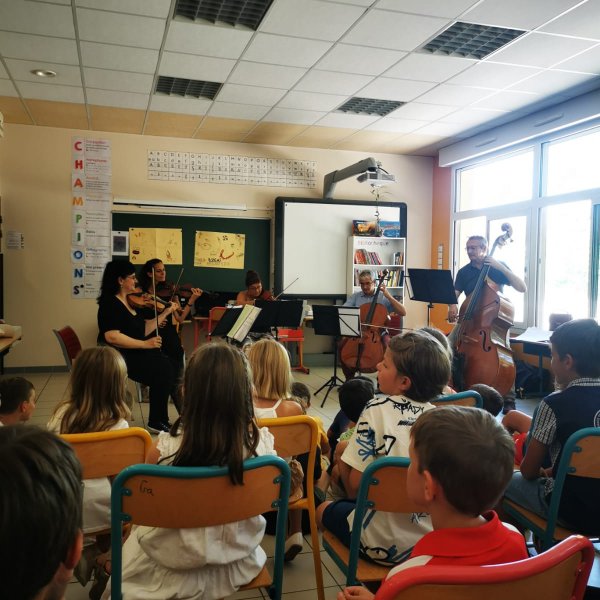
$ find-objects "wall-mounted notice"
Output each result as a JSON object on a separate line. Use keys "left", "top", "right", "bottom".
{"left": 71, "top": 137, "right": 112, "bottom": 298}
{"left": 194, "top": 231, "right": 245, "bottom": 269}
{"left": 6, "top": 230, "right": 24, "bottom": 249}
{"left": 129, "top": 228, "right": 182, "bottom": 265}
{"left": 147, "top": 151, "right": 317, "bottom": 189}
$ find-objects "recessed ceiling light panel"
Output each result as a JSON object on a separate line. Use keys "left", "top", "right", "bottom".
{"left": 174, "top": 0, "right": 274, "bottom": 30}
{"left": 30, "top": 69, "right": 57, "bottom": 77}
{"left": 336, "top": 97, "right": 404, "bottom": 117}
{"left": 155, "top": 75, "right": 223, "bottom": 100}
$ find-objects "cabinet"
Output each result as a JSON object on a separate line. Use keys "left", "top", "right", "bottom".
{"left": 347, "top": 236, "right": 405, "bottom": 300}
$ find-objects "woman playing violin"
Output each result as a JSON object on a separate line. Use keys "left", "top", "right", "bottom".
{"left": 235, "top": 269, "right": 274, "bottom": 306}
{"left": 138, "top": 259, "right": 203, "bottom": 412}
{"left": 97, "top": 260, "right": 175, "bottom": 433}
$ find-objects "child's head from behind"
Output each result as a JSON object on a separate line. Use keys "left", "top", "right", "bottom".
{"left": 59, "top": 346, "right": 129, "bottom": 433}
{"left": 0, "top": 425, "right": 83, "bottom": 600}
{"left": 291, "top": 381, "right": 311, "bottom": 412}
{"left": 176, "top": 343, "right": 258, "bottom": 484}
{"left": 550, "top": 318, "right": 600, "bottom": 383}
{"left": 469, "top": 383, "right": 503, "bottom": 416}
{"left": 420, "top": 326, "right": 453, "bottom": 362}
{"left": 381, "top": 331, "right": 451, "bottom": 401}
{"left": 338, "top": 377, "right": 374, "bottom": 423}
{"left": 409, "top": 406, "right": 514, "bottom": 516}
{"left": 246, "top": 337, "right": 291, "bottom": 401}
{"left": 0, "top": 377, "right": 35, "bottom": 424}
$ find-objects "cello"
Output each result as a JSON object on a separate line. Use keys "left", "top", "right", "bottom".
{"left": 453, "top": 224, "right": 516, "bottom": 396}
{"left": 340, "top": 269, "right": 389, "bottom": 375}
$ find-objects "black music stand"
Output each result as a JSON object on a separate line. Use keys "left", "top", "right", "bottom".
{"left": 313, "top": 305, "right": 361, "bottom": 407}
{"left": 406, "top": 268, "right": 457, "bottom": 326}
{"left": 253, "top": 300, "right": 304, "bottom": 337}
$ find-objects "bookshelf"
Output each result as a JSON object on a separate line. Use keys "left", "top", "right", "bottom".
{"left": 347, "top": 236, "right": 406, "bottom": 300}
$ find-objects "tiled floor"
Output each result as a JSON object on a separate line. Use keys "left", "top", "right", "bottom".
{"left": 22, "top": 365, "right": 539, "bottom": 600}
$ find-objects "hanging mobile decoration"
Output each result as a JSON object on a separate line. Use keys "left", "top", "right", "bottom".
{"left": 372, "top": 186, "right": 383, "bottom": 237}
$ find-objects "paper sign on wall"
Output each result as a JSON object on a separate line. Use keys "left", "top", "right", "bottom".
{"left": 194, "top": 231, "right": 245, "bottom": 269}
{"left": 129, "top": 228, "right": 182, "bottom": 264}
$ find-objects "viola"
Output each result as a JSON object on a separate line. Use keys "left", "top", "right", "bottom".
{"left": 340, "top": 270, "right": 389, "bottom": 374}
{"left": 453, "top": 224, "right": 516, "bottom": 396}
{"left": 126, "top": 289, "right": 171, "bottom": 313}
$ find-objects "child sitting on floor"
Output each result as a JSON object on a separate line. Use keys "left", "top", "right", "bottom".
{"left": 337, "top": 405, "right": 527, "bottom": 599}
{"left": 0, "top": 376, "right": 36, "bottom": 425}
{"left": 317, "top": 330, "right": 451, "bottom": 566}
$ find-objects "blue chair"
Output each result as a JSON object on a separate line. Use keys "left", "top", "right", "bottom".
{"left": 322, "top": 456, "right": 419, "bottom": 586}
{"left": 110, "top": 455, "right": 291, "bottom": 600}
{"left": 432, "top": 390, "right": 483, "bottom": 408}
{"left": 503, "top": 427, "right": 600, "bottom": 551}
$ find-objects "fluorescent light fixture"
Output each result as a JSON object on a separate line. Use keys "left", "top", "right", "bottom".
{"left": 113, "top": 198, "right": 247, "bottom": 211}
{"left": 30, "top": 69, "right": 57, "bottom": 77}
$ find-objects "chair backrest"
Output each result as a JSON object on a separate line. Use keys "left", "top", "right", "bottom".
{"left": 207, "top": 306, "right": 228, "bottom": 340}
{"left": 374, "top": 535, "right": 594, "bottom": 600}
{"left": 53, "top": 326, "right": 82, "bottom": 370}
{"left": 432, "top": 390, "right": 483, "bottom": 409}
{"left": 110, "top": 455, "right": 290, "bottom": 600}
{"left": 60, "top": 427, "right": 152, "bottom": 479}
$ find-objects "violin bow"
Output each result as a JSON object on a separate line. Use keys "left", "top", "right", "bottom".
{"left": 169, "top": 268, "right": 185, "bottom": 303}
{"left": 274, "top": 276, "right": 300, "bottom": 300}
{"left": 151, "top": 269, "right": 159, "bottom": 337}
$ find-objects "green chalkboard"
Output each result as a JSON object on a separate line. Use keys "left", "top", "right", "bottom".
{"left": 112, "top": 213, "right": 271, "bottom": 292}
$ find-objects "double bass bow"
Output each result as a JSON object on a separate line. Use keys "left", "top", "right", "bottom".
{"left": 453, "top": 224, "right": 516, "bottom": 396}
{"left": 340, "top": 270, "right": 389, "bottom": 374}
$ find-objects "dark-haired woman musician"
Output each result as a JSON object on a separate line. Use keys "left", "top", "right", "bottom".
{"left": 235, "top": 269, "right": 274, "bottom": 306}
{"left": 97, "top": 260, "right": 175, "bottom": 433}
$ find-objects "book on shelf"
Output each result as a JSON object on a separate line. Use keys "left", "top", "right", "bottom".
{"left": 354, "top": 249, "right": 383, "bottom": 265}
{"left": 392, "top": 251, "right": 404, "bottom": 265}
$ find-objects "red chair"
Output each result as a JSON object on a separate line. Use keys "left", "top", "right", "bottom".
{"left": 277, "top": 327, "right": 309, "bottom": 373}
{"left": 53, "top": 326, "right": 82, "bottom": 370}
{"left": 374, "top": 535, "right": 594, "bottom": 600}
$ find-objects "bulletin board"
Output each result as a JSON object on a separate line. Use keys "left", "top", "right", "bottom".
{"left": 112, "top": 213, "right": 270, "bottom": 292}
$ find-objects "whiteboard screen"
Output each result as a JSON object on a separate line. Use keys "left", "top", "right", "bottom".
{"left": 274, "top": 198, "right": 406, "bottom": 298}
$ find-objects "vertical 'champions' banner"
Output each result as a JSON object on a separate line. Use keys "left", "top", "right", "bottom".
{"left": 71, "top": 138, "right": 112, "bottom": 298}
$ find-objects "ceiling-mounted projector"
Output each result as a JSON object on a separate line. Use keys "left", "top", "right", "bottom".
{"left": 357, "top": 169, "right": 395, "bottom": 186}
{"left": 323, "top": 157, "right": 396, "bottom": 199}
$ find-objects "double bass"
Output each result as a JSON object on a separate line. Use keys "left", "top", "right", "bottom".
{"left": 453, "top": 224, "right": 516, "bottom": 396}
{"left": 340, "top": 270, "right": 389, "bottom": 374}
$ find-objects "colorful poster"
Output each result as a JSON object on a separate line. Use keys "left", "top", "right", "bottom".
{"left": 129, "top": 228, "right": 182, "bottom": 264}
{"left": 194, "top": 231, "right": 245, "bottom": 269}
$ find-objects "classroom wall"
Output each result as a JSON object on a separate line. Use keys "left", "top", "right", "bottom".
{"left": 0, "top": 123, "right": 434, "bottom": 368}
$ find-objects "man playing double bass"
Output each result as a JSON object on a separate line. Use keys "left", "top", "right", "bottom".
{"left": 341, "top": 270, "right": 406, "bottom": 380}
{"left": 447, "top": 235, "right": 526, "bottom": 412}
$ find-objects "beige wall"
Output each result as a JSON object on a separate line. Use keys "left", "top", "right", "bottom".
{"left": 0, "top": 123, "right": 433, "bottom": 368}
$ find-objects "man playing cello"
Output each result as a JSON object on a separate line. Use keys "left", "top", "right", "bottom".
{"left": 341, "top": 270, "right": 406, "bottom": 380}
{"left": 447, "top": 234, "right": 526, "bottom": 412}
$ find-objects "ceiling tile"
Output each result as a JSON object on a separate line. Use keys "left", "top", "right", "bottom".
{"left": 473, "top": 89, "right": 538, "bottom": 111}
{"left": 144, "top": 111, "right": 203, "bottom": 137}
{"left": 242, "top": 34, "right": 332, "bottom": 68}
{"left": 365, "top": 117, "right": 429, "bottom": 133}
{"left": 17, "top": 81, "right": 85, "bottom": 102}
{"left": 555, "top": 45, "right": 600, "bottom": 74}
{"left": 277, "top": 90, "right": 348, "bottom": 111}
{"left": 286, "top": 125, "right": 355, "bottom": 148}
{"left": 447, "top": 62, "right": 541, "bottom": 88}
{"left": 86, "top": 88, "right": 149, "bottom": 109}
{"left": 89, "top": 105, "right": 145, "bottom": 134}
{"left": 208, "top": 102, "right": 270, "bottom": 120}
{"left": 0, "top": 2, "right": 75, "bottom": 37}
{"left": 243, "top": 122, "right": 308, "bottom": 145}
{"left": 320, "top": 0, "right": 372, "bottom": 6}
{"left": 0, "top": 63, "right": 6, "bottom": 78}
{"left": 389, "top": 102, "right": 458, "bottom": 120}
{"left": 358, "top": 77, "right": 436, "bottom": 102}
{"left": 159, "top": 52, "right": 235, "bottom": 82}
{"left": 384, "top": 53, "right": 474, "bottom": 83}
{"left": 4, "top": 59, "right": 82, "bottom": 86}
{"left": 194, "top": 129, "right": 246, "bottom": 142}
{"left": 259, "top": 0, "right": 365, "bottom": 42}
{"left": 0, "top": 32, "right": 78, "bottom": 65}
{"left": 341, "top": 10, "right": 448, "bottom": 52}
{"left": 376, "top": 0, "right": 479, "bottom": 19}
{"left": 439, "top": 107, "right": 508, "bottom": 125}
{"left": 488, "top": 32, "right": 597, "bottom": 69}
{"left": 510, "top": 70, "right": 598, "bottom": 94}
{"left": 217, "top": 83, "right": 286, "bottom": 106}
{"left": 164, "top": 21, "right": 252, "bottom": 59}
{"left": 294, "top": 70, "right": 373, "bottom": 95}
{"left": 25, "top": 99, "right": 88, "bottom": 128}
{"left": 416, "top": 84, "right": 493, "bottom": 106}
{"left": 198, "top": 117, "right": 256, "bottom": 133}
{"left": 264, "top": 107, "right": 325, "bottom": 125}
{"left": 0, "top": 95, "right": 33, "bottom": 124}
{"left": 0, "top": 79, "right": 17, "bottom": 96}
{"left": 314, "top": 43, "right": 406, "bottom": 76}
{"left": 84, "top": 68, "right": 154, "bottom": 94}
{"left": 228, "top": 62, "right": 306, "bottom": 89}
{"left": 76, "top": 8, "right": 165, "bottom": 49}
{"left": 316, "top": 112, "right": 380, "bottom": 128}
{"left": 415, "top": 121, "right": 470, "bottom": 136}
{"left": 80, "top": 42, "right": 159, "bottom": 74}
{"left": 149, "top": 95, "right": 211, "bottom": 115}
{"left": 462, "top": 0, "right": 582, "bottom": 29}
{"left": 331, "top": 130, "right": 401, "bottom": 151}
{"left": 540, "top": 1, "right": 600, "bottom": 39}
{"left": 76, "top": 0, "right": 171, "bottom": 18}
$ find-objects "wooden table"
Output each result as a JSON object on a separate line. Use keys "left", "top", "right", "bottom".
{"left": 0, "top": 335, "right": 22, "bottom": 373}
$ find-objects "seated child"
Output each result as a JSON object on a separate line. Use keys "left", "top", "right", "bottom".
{"left": 420, "top": 326, "right": 456, "bottom": 394}
{"left": 504, "top": 318, "right": 600, "bottom": 533}
{"left": 338, "top": 406, "right": 528, "bottom": 599}
{"left": 291, "top": 380, "right": 330, "bottom": 456}
{"left": 470, "top": 383, "right": 504, "bottom": 416}
{"left": 317, "top": 330, "right": 452, "bottom": 566}
{"left": 0, "top": 377, "right": 36, "bottom": 425}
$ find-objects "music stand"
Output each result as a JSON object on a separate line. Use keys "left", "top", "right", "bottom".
{"left": 253, "top": 300, "right": 304, "bottom": 336}
{"left": 313, "top": 305, "right": 361, "bottom": 407}
{"left": 406, "top": 268, "right": 457, "bottom": 326}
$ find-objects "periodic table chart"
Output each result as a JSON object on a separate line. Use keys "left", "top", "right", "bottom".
{"left": 147, "top": 151, "right": 317, "bottom": 188}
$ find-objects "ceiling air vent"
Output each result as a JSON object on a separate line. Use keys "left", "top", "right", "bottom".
{"left": 336, "top": 97, "right": 404, "bottom": 117}
{"left": 174, "top": 0, "right": 274, "bottom": 30}
{"left": 155, "top": 76, "right": 222, "bottom": 100}
{"left": 420, "top": 21, "right": 526, "bottom": 60}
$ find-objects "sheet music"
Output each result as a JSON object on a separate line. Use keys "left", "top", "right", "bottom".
{"left": 513, "top": 327, "right": 551, "bottom": 343}
{"left": 228, "top": 305, "right": 262, "bottom": 342}
{"left": 338, "top": 307, "right": 361, "bottom": 337}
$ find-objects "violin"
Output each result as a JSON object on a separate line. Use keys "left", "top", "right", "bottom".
{"left": 127, "top": 288, "right": 171, "bottom": 313}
